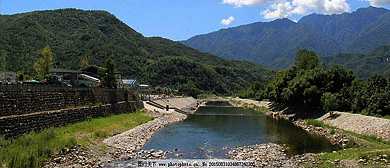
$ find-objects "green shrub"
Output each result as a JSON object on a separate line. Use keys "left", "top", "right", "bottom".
{"left": 306, "top": 119, "right": 325, "bottom": 127}
{"left": 346, "top": 138, "right": 357, "bottom": 148}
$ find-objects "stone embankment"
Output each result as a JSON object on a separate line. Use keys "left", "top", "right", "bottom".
{"left": 294, "top": 121, "right": 351, "bottom": 148}
{"left": 319, "top": 112, "right": 390, "bottom": 142}
{"left": 235, "top": 98, "right": 390, "bottom": 143}
{"left": 0, "top": 101, "right": 142, "bottom": 138}
{"left": 229, "top": 143, "right": 317, "bottom": 168}
{"left": 103, "top": 111, "right": 187, "bottom": 152}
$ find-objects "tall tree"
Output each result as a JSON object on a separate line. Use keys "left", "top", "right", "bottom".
{"left": 294, "top": 49, "right": 319, "bottom": 70}
{"left": 101, "top": 58, "right": 117, "bottom": 89}
{"left": 33, "top": 46, "right": 53, "bottom": 80}
{"left": 0, "top": 53, "right": 6, "bottom": 72}
{"left": 80, "top": 56, "right": 90, "bottom": 68}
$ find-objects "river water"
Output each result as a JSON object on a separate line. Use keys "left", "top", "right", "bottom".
{"left": 141, "top": 101, "right": 339, "bottom": 159}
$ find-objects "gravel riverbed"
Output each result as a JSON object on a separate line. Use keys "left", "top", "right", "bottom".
{"left": 45, "top": 111, "right": 187, "bottom": 167}
{"left": 229, "top": 143, "right": 318, "bottom": 168}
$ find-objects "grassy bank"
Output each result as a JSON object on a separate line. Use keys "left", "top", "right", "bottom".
{"left": 229, "top": 98, "right": 269, "bottom": 113}
{"left": 0, "top": 111, "right": 154, "bottom": 168}
{"left": 229, "top": 98, "right": 243, "bottom": 106}
{"left": 197, "top": 93, "right": 217, "bottom": 99}
{"left": 303, "top": 120, "right": 390, "bottom": 167}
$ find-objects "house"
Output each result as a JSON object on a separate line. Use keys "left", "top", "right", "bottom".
{"left": 49, "top": 68, "right": 100, "bottom": 87}
{"left": 139, "top": 84, "right": 149, "bottom": 101}
{"left": 49, "top": 68, "right": 83, "bottom": 85}
{"left": 79, "top": 65, "right": 99, "bottom": 78}
{"left": 0, "top": 71, "right": 17, "bottom": 83}
{"left": 122, "top": 79, "right": 138, "bottom": 88}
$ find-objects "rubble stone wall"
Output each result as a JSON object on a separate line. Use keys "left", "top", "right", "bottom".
{"left": 0, "top": 90, "right": 128, "bottom": 117}
{"left": 0, "top": 101, "right": 144, "bottom": 138}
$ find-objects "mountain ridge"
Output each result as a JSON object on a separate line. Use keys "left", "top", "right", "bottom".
{"left": 0, "top": 8, "right": 274, "bottom": 93}
{"left": 182, "top": 6, "right": 390, "bottom": 69}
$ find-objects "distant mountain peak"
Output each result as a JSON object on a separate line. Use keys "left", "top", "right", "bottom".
{"left": 182, "top": 6, "right": 390, "bottom": 69}
{"left": 354, "top": 6, "right": 389, "bottom": 13}
{"left": 272, "top": 18, "right": 295, "bottom": 23}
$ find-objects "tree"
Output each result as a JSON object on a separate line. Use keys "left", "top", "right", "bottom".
{"left": 327, "top": 65, "right": 355, "bottom": 93}
{"left": 34, "top": 46, "right": 53, "bottom": 80}
{"left": 0, "top": 53, "right": 6, "bottom": 81}
{"left": 80, "top": 56, "right": 90, "bottom": 68}
{"left": 321, "top": 92, "right": 338, "bottom": 113}
{"left": 0, "top": 53, "right": 6, "bottom": 72}
{"left": 17, "top": 72, "right": 25, "bottom": 82}
{"left": 294, "top": 49, "right": 319, "bottom": 70}
{"left": 101, "top": 58, "right": 117, "bottom": 89}
{"left": 179, "top": 82, "right": 200, "bottom": 98}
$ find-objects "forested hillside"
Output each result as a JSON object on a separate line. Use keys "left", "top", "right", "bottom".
{"left": 242, "top": 49, "right": 390, "bottom": 117}
{"left": 0, "top": 9, "right": 274, "bottom": 94}
{"left": 182, "top": 6, "right": 390, "bottom": 69}
{"left": 322, "top": 45, "right": 390, "bottom": 79}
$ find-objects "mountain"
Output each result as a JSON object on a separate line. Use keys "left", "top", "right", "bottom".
{"left": 182, "top": 6, "right": 390, "bottom": 68}
{"left": 322, "top": 45, "right": 390, "bottom": 79}
{"left": 0, "top": 9, "right": 274, "bottom": 93}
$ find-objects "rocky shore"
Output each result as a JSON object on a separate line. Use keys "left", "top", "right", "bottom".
{"left": 45, "top": 111, "right": 187, "bottom": 167}
{"left": 229, "top": 143, "right": 318, "bottom": 168}
{"left": 294, "top": 121, "right": 352, "bottom": 148}
{"left": 103, "top": 111, "right": 186, "bottom": 152}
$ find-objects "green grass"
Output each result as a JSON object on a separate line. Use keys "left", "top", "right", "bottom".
{"left": 229, "top": 98, "right": 243, "bottom": 106}
{"left": 305, "top": 119, "right": 326, "bottom": 127}
{"left": 301, "top": 119, "right": 390, "bottom": 167}
{"left": 253, "top": 105, "right": 269, "bottom": 113}
{"left": 197, "top": 94, "right": 217, "bottom": 99}
{"left": 0, "top": 111, "right": 153, "bottom": 168}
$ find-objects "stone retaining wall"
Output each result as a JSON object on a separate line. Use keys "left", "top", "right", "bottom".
{"left": 0, "top": 90, "right": 129, "bottom": 117}
{"left": 0, "top": 101, "right": 144, "bottom": 138}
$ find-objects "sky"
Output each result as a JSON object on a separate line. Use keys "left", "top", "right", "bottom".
{"left": 1, "top": 0, "right": 390, "bottom": 41}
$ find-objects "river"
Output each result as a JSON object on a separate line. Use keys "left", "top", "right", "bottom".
{"left": 140, "top": 101, "right": 339, "bottom": 159}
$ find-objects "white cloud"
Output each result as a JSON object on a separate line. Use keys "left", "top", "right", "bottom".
{"left": 258, "top": 0, "right": 350, "bottom": 20}
{"left": 222, "top": 0, "right": 351, "bottom": 20}
{"left": 221, "top": 16, "right": 235, "bottom": 25}
{"left": 222, "top": 0, "right": 278, "bottom": 8}
{"left": 292, "top": 0, "right": 350, "bottom": 15}
{"left": 363, "top": 0, "right": 390, "bottom": 7}
{"left": 261, "top": 1, "right": 293, "bottom": 19}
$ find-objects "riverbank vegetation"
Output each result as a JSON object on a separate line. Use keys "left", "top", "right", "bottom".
{"left": 241, "top": 49, "right": 390, "bottom": 118}
{"left": 0, "top": 111, "right": 153, "bottom": 168}
{"left": 302, "top": 120, "right": 390, "bottom": 167}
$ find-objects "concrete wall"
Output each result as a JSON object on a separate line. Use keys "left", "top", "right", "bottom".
{"left": 0, "top": 101, "right": 144, "bottom": 138}
{"left": 0, "top": 90, "right": 128, "bottom": 117}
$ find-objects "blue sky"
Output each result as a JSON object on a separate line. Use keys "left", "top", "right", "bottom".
{"left": 1, "top": 0, "right": 389, "bottom": 41}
